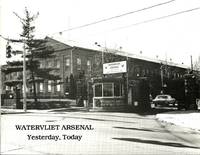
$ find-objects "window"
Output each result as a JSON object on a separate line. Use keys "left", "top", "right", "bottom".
{"left": 94, "top": 83, "right": 123, "bottom": 97}
{"left": 174, "top": 73, "right": 176, "bottom": 78}
{"left": 77, "top": 58, "right": 81, "bottom": 70}
{"left": 13, "top": 72, "right": 17, "bottom": 78}
{"left": 16, "top": 72, "right": 22, "bottom": 79}
{"left": 87, "top": 60, "right": 91, "bottom": 71}
{"left": 77, "top": 58, "right": 81, "bottom": 65}
{"left": 94, "top": 84, "right": 102, "bottom": 97}
{"left": 10, "top": 73, "right": 13, "bottom": 79}
{"left": 6, "top": 74, "right": 10, "bottom": 80}
{"left": 95, "top": 55, "right": 101, "bottom": 66}
{"left": 5, "top": 86, "right": 9, "bottom": 91}
{"left": 40, "top": 60, "right": 45, "bottom": 68}
{"left": 47, "top": 60, "right": 53, "bottom": 68}
{"left": 39, "top": 83, "right": 44, "bottom": 92}
{"left": 29, "top": 84, "right": 33, "bottom": 93}
{"left": 55, "top": 59, "right": 60, "bottom": 68}
{"left": 5, "top": 74, "right": 9, "bottom": 80}
{"left": 56, "top": 80, "right": 61, "bottom": 92}
{"left": 65, "top": 58, "right": 70, "bottom": 67}
{"left": 103, "top": 83, "right": 113, "bottom": 97}
{"left": 48, "top": 80, "right": 52, "bottom": 92}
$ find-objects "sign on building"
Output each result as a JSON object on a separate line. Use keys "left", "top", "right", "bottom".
{"left": 103, "top": 61, "right": 127, "bottom": 74}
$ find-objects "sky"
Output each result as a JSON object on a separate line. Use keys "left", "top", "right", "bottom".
{"left": 0, "top": 0, "right": 200, "bottom": 67}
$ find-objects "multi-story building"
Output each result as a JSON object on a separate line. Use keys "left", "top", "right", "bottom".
{"left": 1, "top": 36, "right": 188, "bottom": 110}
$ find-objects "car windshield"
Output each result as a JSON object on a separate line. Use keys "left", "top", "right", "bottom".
{"left": 156, "top": 95, "right": 170, "bottom": 99}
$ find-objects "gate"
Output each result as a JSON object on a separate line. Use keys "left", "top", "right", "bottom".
{"left": 130, "top": 78, "right": 150, "bottom": 110}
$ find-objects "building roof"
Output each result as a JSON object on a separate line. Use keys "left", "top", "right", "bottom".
{"left": 48, "top": 35, "right": 189, "bottom": 69}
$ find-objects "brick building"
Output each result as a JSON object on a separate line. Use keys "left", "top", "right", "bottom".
{"left": 1, "top": 36, "right": 188, "bottom": 110}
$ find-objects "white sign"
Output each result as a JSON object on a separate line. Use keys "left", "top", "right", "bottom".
{"left": 103, "top": 61, "right": 127, "bottom": 74}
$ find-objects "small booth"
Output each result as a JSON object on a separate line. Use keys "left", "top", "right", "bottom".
{"left": 90, "top": 61, "right": 128, "bottom": 111}
{"left": 92, "top": 77, "right": 125, "bottom": 111}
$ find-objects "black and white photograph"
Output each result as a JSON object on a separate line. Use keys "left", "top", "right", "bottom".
{"left": 0, "top": 0, "right": 200, "bottom": 154}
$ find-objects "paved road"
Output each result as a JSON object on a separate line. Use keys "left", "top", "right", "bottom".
{"left": 1, "top": 111, "right": 200, "bottom": 155}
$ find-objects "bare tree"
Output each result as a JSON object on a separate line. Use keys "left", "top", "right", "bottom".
{"left": 194, "top": 56, "right": 200, "bottom": 71}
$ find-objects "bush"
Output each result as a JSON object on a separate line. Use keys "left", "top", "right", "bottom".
{"left": 26, "top": 101, "right": 71, "bottom": 109}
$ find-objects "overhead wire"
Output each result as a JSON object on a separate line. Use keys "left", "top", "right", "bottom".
{"left": 50, "top": 0, "right": 176, "bottom": 35}
{"left": 89, "top": 6, "right": 200, "bottom": 36}
{"left": 111, "top": 6, "right": 200, "bottom": 32}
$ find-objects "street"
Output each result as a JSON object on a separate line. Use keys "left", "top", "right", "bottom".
{"left": 1, "top": 110, "right": 200, "bottom": 155}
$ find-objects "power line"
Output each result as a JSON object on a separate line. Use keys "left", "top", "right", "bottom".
{"left": 0, "top": 35, "right": 8, "bottom": 41}
{"left": 51, "top": 0, "right": 175, "bottom": 35}
{"left": 94, "top": 6, "right": 200, "bottom": 34}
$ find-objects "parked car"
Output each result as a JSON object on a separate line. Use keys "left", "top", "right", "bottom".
{"left": 152, "top": 94, "right": 177, "bottom": 108}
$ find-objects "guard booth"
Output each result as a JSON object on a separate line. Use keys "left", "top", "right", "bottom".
{"left": 91, "top": 61, "right": 127, "bottom": 111}
{"left": 92, "top": 77, "right": 125, "bottom": 111}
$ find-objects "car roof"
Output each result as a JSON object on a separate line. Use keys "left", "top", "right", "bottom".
{"left": 157, "top": 94, "right": 170, "bottom": 96}
{"left": 156, "top": 95, "right": 171, "bottom": 97}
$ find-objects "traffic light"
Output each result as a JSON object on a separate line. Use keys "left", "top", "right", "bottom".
{"left": 6, "top": 42, "right": 12, "bottom": 58}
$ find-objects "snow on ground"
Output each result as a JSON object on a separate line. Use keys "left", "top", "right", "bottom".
{"left": 156, "top": 110, "right": 200, "bottom": 131}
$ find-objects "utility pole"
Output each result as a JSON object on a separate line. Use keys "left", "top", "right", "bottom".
{"left": 0, "top": 65, "right": 2, "bottom": 111}
{"left": 161, "top": 67, "right": 164, "bottom": 87}
{"left": 70, "top": 48, "right": 74, "bottom": 74}
{"left": 102, "top": 48, "right": 104, "bottom": 65}
{"left": 126, "top": 56, "right": 129, "bottom": 105}
{"left": 23, "top": 40, "right": 27, "bottom": 112}
{"left": 190, "top": 55, "right": 193, "bottom": 71}
{"left": 160, "top": 64, "right": 164, "bottom": 93}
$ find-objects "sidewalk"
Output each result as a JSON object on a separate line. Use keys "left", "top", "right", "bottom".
{"left": 0, "top": 107, "right": 88, "bottom": 114}
{"left": 156, "top": 110, "right": 200, "bottom": 131}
